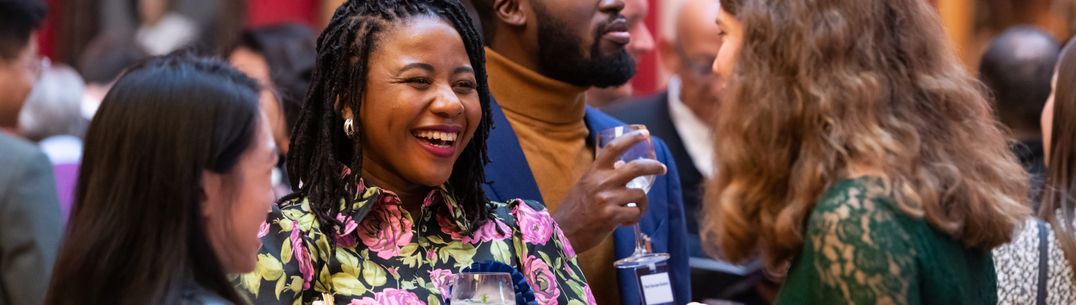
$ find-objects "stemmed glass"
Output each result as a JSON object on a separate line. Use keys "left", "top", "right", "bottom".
{"left": 596, "top": 124, "right": 671, "bottom": 269}
{"left": 450, "top": 272, "right": 515, "bottom": 305}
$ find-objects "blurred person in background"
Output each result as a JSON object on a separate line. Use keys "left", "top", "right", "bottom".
{"left": 979, "top": 26, "right": 1060, "bottom": 206}
{"left": 77, "top": 34, "right": 150, "bottom": 121}
{"left": 705, "top": 0, "right": 1030, "bottom": 304}
{"left": 97, "top": 0, "right": 243, "bottom": 56}
{"left": 229, "top": 23, "right": 317, "bottom": 157}
{"left": 584, "top": 0, "right": 655, "bottom": 107}
{"left": 993, "top": 37, "right": 1076, "bottom": 305}
{"left": 17, "top": 62, "right": 88, "bottom": 221}
{"left": 604, "top": 0, "right": 774, "bottom": 303}
{"left": 133, "top": 0, "right": 199, "bottom": 55}
{"left": 18, "top": 62, "right": 87, "bottom": 142}
{"left": 45, "top": 54, "right": 276, "bottom": 305}
{"left": 605, "top": 0, "right": 719, "bottom": 256}
{"left": 230, "top": 23, "right": 317, "bottom": 198}
{"left": 0, "top": 0, "right": 63, "bottom": 305}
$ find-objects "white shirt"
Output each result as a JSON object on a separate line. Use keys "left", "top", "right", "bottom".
{"left": 666, "top": 77, "right": 715, "bottom": 177}
{"left": 136, "top": 13, "right": 198, "bottom": 56}
{"left": 39, "top": 135, "right": 82, "bottom": 165}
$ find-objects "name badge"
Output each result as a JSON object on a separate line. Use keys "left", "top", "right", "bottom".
{"left": 635, "top": 263, "right": 674, "bottom": 305}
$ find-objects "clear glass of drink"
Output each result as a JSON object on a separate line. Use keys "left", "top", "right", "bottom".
{"left": 450, "top": 272, "right": 515, "bottom": 305}
{"left": 596, "top": 124, "right": 671, "bottom": 269}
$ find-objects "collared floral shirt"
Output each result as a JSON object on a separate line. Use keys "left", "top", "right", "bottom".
{"left": 236, "top": 182, "right": 594, "bottom": 305}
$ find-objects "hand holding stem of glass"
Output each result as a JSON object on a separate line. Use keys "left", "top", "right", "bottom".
{"left": 595, "top": 125, "right": 671, "bottom": 269}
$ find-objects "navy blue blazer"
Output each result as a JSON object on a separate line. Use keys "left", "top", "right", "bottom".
{"left": 483, "top": 99, "right": 691, "bottom": 305}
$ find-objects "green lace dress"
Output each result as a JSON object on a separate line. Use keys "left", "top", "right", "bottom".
{"left": 774, "top": 178, "right": 998, "bottom": 305}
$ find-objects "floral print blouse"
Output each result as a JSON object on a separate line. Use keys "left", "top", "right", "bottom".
{"left": 236, "top": 182, "right": 595, "bottom": 305}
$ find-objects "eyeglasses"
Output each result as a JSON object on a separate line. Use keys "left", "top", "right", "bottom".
{"left": 673, "top": 46, "right": 716, "bottom": 80}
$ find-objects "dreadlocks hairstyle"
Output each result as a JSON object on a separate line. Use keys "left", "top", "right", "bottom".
{"left": 466, "top": 0, "right": 496, "bottom": 45}
{"left": 286, "top": 0, "right": 493, "bottom": 235}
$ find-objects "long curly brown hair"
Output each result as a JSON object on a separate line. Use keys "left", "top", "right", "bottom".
{"left": 702, "top": 0, "right": 1031, "bottom": 274}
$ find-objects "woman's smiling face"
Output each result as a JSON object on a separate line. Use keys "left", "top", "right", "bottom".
{"left": 356, "top": 15, "right": 481, "bottom": 191}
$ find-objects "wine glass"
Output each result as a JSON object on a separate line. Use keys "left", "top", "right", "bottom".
{"left": 596, "top": 124, "right": 671, "bottom": 269}
{"left": 450, "top": 272, "right": 515, "bottom": 305}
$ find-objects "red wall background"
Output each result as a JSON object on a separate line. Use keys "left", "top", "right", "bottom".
{"left": 39, "top": 0, "right": 59, "bottom": 59}
{"left": 630, "top": 0, "right": 661, "bottom": 96}
{"left": 246, "top": 0, "right": 666, "bottom": 96}
{"left": 247, "top": 0, "right": 319, "bottom": 28}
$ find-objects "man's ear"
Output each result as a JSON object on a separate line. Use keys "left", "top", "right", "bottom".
{"left": 658, "top": 39, "right": 681, "bottom": 76}
{"left": 493, "top": 0, "right": 527, "bottom": 27}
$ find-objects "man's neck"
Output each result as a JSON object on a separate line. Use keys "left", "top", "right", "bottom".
{"left": 489, "top": 33, "right": 541, "bottom": 75}
{"left": 485, "top": 48, "right": 588, "bottom": 125}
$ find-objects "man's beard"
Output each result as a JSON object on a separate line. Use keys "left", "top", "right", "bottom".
{"left": 533, "top": 4, "right": 635, "bottom": 88}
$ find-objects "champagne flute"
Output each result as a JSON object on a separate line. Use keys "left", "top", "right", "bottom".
{"left": 450, "top": 272, "right": 515, "bottom": 305}
{"left": 596, "top": 124, "right": 671, "bottom": 269}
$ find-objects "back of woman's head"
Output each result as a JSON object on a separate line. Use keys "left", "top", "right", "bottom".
{"left": 704, "top": 0, "right": 1030, "bottom": 272}
{"left": 288, "top": 0, "right": 492, "bottom": 234}
{"left": 46, "top": 53, "right": 260, "bottom": 305}
{"left": 1041, "top": 38, "right": 1076, "bottom": 272}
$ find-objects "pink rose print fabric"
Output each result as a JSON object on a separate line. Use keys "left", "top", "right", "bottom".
{"left": 357, "top": 199, "right": 413, "bottom": 259}
{"left": 513, "top": 201, "right": 555, "bottom": 246}
{"left": 348, "top": 289, "right": 425, "bottom": 305}
{"left": 523, "top": 255, "right": 561, "bottom": 305}
{"left": 236, "top": 183, "right": 594, "bottom": 305}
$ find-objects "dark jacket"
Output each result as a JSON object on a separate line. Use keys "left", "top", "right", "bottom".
{"left": 604, "top": 92, "right": 705, "bottom": 239}
{"left": 483, "top": 99, "right": 692, "bottom": 305}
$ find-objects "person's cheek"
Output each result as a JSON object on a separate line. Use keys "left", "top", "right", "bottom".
{"left": 1042, "top": 94, "right": 1055, "bottom": 160}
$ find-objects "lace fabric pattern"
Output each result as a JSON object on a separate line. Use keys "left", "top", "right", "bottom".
{"left": 806, "top": 183, "right": 917, "bottom": 305}
{"left": 775, "top": 178, "right": 998, "bottom": 305}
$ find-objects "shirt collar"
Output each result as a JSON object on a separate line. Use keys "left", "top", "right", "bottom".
{"left": 335, "top": 169, "right": 473, "bottom": 234}
{"left": 666, "top": 77, "right": 716, "bottom": 177}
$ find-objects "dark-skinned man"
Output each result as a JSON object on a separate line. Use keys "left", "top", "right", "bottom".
{"left": 468, "top": 0, "right": 690, "bottom": 304}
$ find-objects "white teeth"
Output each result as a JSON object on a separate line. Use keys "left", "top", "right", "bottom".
{"left": 414, "top": 130, "right": 458, "bottom": 143}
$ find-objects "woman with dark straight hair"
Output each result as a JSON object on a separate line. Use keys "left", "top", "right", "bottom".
{"left": 994, "top": 39, "right": 1076, "bottom": 304}
{"left": 1040, "top": 40, "right": 1076, "bottom": 271}
{"left": 1043, "top": 38, "right": 1076, "bottom": 275}
{"left": 45, "top": 54, "right": 279, "bottom": 305}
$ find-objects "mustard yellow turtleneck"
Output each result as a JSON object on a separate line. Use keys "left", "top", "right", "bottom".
{"left": 485, "top": 48, "right": 621, "bottom": 305}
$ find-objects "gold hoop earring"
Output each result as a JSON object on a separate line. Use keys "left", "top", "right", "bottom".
{"left": 344, "top": 119, "right": 355, "bottom": 137}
